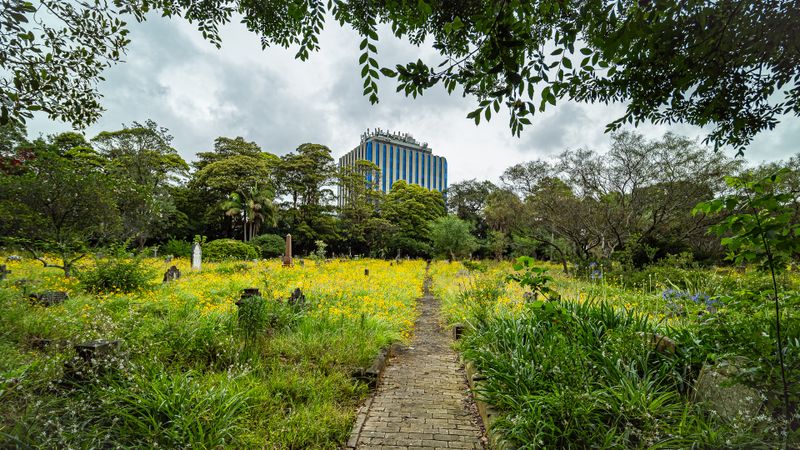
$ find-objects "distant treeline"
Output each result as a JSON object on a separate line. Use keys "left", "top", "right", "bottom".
{"left": 1, "top": 121, "right": 798, "bottom": 267}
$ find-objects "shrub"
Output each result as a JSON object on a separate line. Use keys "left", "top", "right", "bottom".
{"left": 203, "top": 239, "right": 258, "bottom": 261}
{"left": 161, "top": 239, "right": 192, "bottom": 258}
{"left": 461, "top": 260, "right": 487, "bottom": 273}
{"left": 79, "top": 256, "right": 154, "bottom": 294}
{"left": 249, "top": 234, "right": 285, "bottom": 258}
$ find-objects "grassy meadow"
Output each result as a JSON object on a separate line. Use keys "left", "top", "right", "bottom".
{"left": 0, "top": 257, "right": 425, "bottom": 448}
{"left": 2, "top": 254, "right": 798, "bottom": 448}
{"left": 431, "top": 260, "right": 800, "bottom": 448}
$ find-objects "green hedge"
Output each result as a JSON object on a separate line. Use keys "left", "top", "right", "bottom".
{"left": 203, "top": 239, "right": 258, "bottom": 261}
{"left": 249, "top": 234, "right": 285, "bottom": 258}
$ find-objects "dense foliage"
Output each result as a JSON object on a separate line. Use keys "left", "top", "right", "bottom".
{"left": 4, "top": 1, "right": 798, "bottom": 152}
{"left": 4, "top": 121, "right": 800, "bottom": 268}
{"left": 432, "top": 260, "right": 800, "bottom": 447}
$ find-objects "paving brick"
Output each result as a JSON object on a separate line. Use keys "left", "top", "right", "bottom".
{"left": 349, "top": 294, "right": 484, "bottom": 449}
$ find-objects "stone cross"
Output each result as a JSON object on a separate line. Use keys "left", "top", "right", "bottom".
{"left": 191, "top": 243, "right": 202, "bottom": 271}
{"left": 0, "top": 264, "right": 10, "bottom": 281}
{"left": 282, "top": 233, "right": 293, "bottom": 267}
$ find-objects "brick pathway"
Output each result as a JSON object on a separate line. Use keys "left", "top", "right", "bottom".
{"left": 347, "top": 289, "right": 485, "bottom": 449}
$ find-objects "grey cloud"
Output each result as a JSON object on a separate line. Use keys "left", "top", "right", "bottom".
{"left": 25, "top": 14, "right": 800, "bottom": 184}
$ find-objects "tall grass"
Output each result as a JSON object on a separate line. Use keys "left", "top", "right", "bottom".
{"left": 462, "top": 300, "right": 777, "bottom": 448}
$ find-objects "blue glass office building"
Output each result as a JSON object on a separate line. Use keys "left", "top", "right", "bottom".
{"left": 338, "top": 129, "right": 448, "bottom": 206}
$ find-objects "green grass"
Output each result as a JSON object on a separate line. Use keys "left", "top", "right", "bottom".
{"left": 0, "top": 271, "right": 405, "bottom": 448}
{"left": 435, "top": 261, "right": 799, "bottom": 448}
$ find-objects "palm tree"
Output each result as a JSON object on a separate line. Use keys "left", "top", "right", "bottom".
{"left": 221, "top": 192, "right": 246, "bottom": 240}
{"left": 221, "top": 184, "right": 277, "bottom": 242}
{"left": 243, "top": 184, "right": 277, "bottom": 241}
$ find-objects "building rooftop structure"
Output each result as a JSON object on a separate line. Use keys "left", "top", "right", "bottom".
{"left": 359, "top": 128, "right": 431, "bottom": 153}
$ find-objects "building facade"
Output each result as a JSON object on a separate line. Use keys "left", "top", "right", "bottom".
{"left": 338, "top": 129, "right": 447, "bottom": 206}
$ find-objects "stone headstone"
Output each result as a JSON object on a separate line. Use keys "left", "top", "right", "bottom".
{"left": 236, "top": 288, "right": 261, "bottom": 306}
{"left": 0, "top": 264, "right": 10, "bottom": 281}
{"left": 364, "top": 268, "right": 369, "bottom": 276}
{"left": 29, "top": 291, "right": 69, "bottom": 307}
{"left": 241, "top": 288, "right": 260, "bottom": 298}
{"left": 282, "top": 233, "right": 293, "bottom": 267}
{"left": 74, "top": 340, "right": 121, "bottom": 363}
{"left": 164, "top": 255, "right": 173, "bottom": 263}
{"left": 452, "top": 323, "right": 466, "bottom": 340}
{"left": 299, "top": 259, "right": 305, "bottom": 267}
{"left": 162, "top": 265, "right": 181, "bottom": 283}
{"left": 30, "top": 338, "right": 54, "bottom": 351}
{"left": 191, "top": 243, "right": 202, "bottom": 271}
{"left": 6, "top": 255, "right": 21, "bottom": 262}
{"left": 288, "top": 287, "right": 305, "bottom": 307}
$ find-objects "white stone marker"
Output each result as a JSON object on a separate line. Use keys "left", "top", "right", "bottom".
{"left": 191, "top": 243, "right": 202, "bottom": 271}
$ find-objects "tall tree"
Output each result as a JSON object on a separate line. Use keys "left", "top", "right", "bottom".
{"left": 382, "top": 180, "right": 446, "bottom": 257}
{"left": 336, "top": 159, "right": 382, "bottom": 256}
{"left": 190, "top": 136, "right": 278, "bottom": 239}
{"left": 557, "top": 132, "right": 740, "bottom": 262}
{"left": 500, "top": 161, "right": 552, "bottom": 199}
{"left": 430, "top": 215, "right": 478, "bottom": 260}
{"left": 275, "top": 143, "right": 337, "bottom": 253}
{"left": 220, "top": 185, "right": 276, "bottom": 242}
{"left": 0, "top": 149, "right": 120, "bottom": 276}
{"left": 0, "top": 122, "right": 32, "bottom": 174}
{"left": 446, "top": 179, "right": 496, "bottom": 241}
{"left": 92, "top": 120, "right": 189, "bottom": 247}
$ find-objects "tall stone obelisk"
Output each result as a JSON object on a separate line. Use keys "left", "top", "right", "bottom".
{"left": 282, "top": 233, "right": 293, "bottom": 267}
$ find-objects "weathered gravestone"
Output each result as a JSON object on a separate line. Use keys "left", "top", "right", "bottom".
{"left": 288, "top": 288, "right": 305, "bottom": 308}
{"left": 191, "top": 243, "right": 202, "bottom": 271}
{"left": 6, "top": 255, "right": 21, "bottom": 262}
{"left": 30, "top": 338, "right": 55, "bottom": 351}
{"left": 29, "top": 291, "right": 69, "bottom": 307}
{"left": 282, "top": 234, "right": 293, "bottom": 267}
{"left": 75, "top": 340, "right": 121, "bottom": 363}
{"left": 364, "top": 268, "right": 369, "bottom": 276}
{"left": 63, "top": 339, "right": 122, "bottom": 383}
{"left": 452, "top": 323, "right": 466, "bottom": 340}
{"left": 0, "top": 264, "right": 10, "bottom": 281}
{"left": 163, "top": 265, "right": 181, "bottom": 283}
{"left": 164, "top": 255, "right": 173, "bottom": 264}
{"left": 236, "top": 288, "right": 261, "bottom": 306}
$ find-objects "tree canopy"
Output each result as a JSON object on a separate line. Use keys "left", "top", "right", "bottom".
{"left": 2, "top": 0, "right": 798, "bottom": 153}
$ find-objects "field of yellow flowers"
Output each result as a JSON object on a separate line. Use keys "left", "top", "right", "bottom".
{"left": 0, "top": 256, "right": 426, "bottom": 448}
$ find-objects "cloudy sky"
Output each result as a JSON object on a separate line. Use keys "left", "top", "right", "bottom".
{"left": 27, "top": 13, "right": 800, "bottom": 184}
